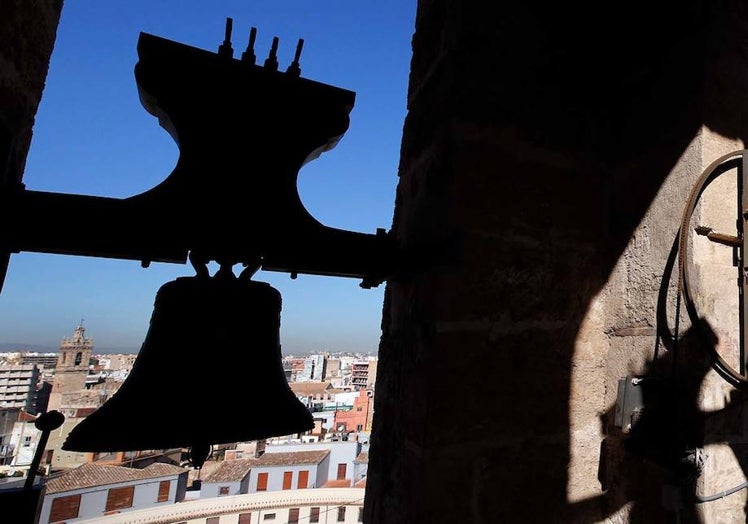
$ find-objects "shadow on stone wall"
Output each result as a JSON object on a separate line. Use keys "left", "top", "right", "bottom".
{"left": 588, "top": 235, "right": 748, "bottom": 523}
{"left": 366, "top": 1, "right": 748, "bottom": 523}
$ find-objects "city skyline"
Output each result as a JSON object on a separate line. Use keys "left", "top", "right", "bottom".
{"left": 0, "top": 2, "right": 415, "bottom": 355}
{"left": 0, "top": 340, "right": 380, "bottom": 356}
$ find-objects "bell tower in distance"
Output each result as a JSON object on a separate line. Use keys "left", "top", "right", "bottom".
{"left": 47, "top": 322, "right": 93, "bottom": 411}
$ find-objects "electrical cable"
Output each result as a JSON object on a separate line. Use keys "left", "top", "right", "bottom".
{"left": 654, "top": 231, "right": 681, "bottom": 362}
{"left": 695, "top": 481, "right": 748, "bottom": 503}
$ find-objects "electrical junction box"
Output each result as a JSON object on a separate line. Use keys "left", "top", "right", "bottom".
{"left": 614, "top": 376, "right": 646, "bottom": 434}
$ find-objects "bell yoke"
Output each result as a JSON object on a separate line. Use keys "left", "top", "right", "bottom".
{"left": 1, "top": 19, "right": 399, "bottom": 289}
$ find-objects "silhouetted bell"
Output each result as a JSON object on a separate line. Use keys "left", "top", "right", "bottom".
{"left": 62, "top": 269, "right": 314, "bottom": 453}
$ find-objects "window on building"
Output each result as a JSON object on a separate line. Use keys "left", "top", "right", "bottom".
{"left": 356, "top": 407, "right": 362, "bottom": 411}
{"left": 263, "top": 513, "right": 276, "bottom": 520}
{"left": 206, "top": 518, "right": 219, "bottom": 524}
{"left": 74, "top": 352, "right": 82, "bottom": 365}
{"left": 337, "top": 463, "right": 347, "bottom": 480}
{"left": 356, "top": 424, "right": 363, "bottom": 431}
{"left": 337, "top": 506, "right": 346, "bottom": 522}
{"left": 157, "top": 480, "right": 170, "bottom": 502}
{"left": 49, "top": 494, "right": 81, "bottom": 522}
{"left": 105, "top": 485, "right": 135, "bottom": 512}
{"left": 358, "top": 507, "right": 364, "bottom": 522}
{"left": 288, "top": 507, "right": 300, "bottom": 524}
{"left": 297, "top": 470, "right": 309, "bottom": 489}
{"left": 282, "top": 471, "right": 293, "bottom": 490}
{"left": 256, "top": 472, "right": 268, "bottom": 491}
{"left": 219, "top": 486, "right": 230, "bottom": 496}
{"left": 238, "top": 513, "right": 252, "bottom": 524}
{"left": 310, "top": 507, "right": 321, "bottom": 523}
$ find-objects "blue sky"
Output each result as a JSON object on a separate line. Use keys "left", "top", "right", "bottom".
{"left": 0, "top": 1, "right": 416, "bottom": 354}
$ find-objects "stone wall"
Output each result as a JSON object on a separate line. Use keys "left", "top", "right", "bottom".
{"left": 365, "top": 2, "right": 748, "bottom": 523}
{"left": 0, "top": 0, "right": 63, "bottom": 185}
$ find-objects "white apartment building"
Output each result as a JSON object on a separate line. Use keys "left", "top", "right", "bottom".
{"left": 264, "top": 441, "right": 363, "bottom": 488}
{"left": 350, "top": 359, "right": 377, "bottom": 390}
{"left": 201, "top": 459, "right": 253, "bottom": 498}
{"left": 297, "top": 354, "right": 327, "bottom": 382}
{"left": 0, "top": 364, "right": 39, "bottom": 413}
{"left": 8, "top": 415, "right": 40, "bottom": 468}
{"left": 246, "top": 450, "right": 330, "bottom": 493}
{"left": 38, "top": 462, "right": 188, "bottom": 523}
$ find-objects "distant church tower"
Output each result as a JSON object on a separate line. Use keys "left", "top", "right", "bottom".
{"left": 47, "top": 322, "right": 93, "bottom": 411}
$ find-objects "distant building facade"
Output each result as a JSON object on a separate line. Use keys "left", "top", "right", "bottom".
{"left": 21, "top": 352, "right": 58, "bottom": 370}
{"left": 0, "top": 408, "right": 29, "bottom": 467}
{"left": 283, "top": 357, "right": 306, "bottom": 382}
{"left": 0, "top": 364, "right": 39, "bottom": 413}
{"left": 297, "top": 354, "right": 327, "bottom": 382}
{"left": 8, "top": 412, "right": 41, "bottom": 468}
{"left": 46, "top": 408, "right": 97, "bottom": 470}
{"left": 325, "top": 358, "right": 342, "bottom": 379}
{"left": 334, "top": 388, "right": 374, "bottom": 433}
{"left": 96, "top": 354, "right": 137, "bottom": 372}
{"left": 264, "top": 441, "right": 363, "bottom": 488}
{"left": 39, "top": 325, "right": 128, "bottom": 471}
{"left": 289, "top": 381, "right": 338, "bottom": 412}
{"left": 201, "top": 459, "right": 254, "bottom": 498}
{"left": 350, "top": 359, "right": 377, "bottom": 390}
{"left": 246, "top": 450, "right": 330, "bottom": 493}
{"left": 352, "top": 451, "right": 368, "bottom": 485}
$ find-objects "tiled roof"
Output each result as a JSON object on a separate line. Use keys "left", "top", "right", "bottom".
{"left": 19, "top": 410, "right": 36, "bottom": 422}
{"left": 254, "top": 450, "right": 329, "bottom": 467}
{"left": 353, "top": 452, "right": 368, "bottom": 464}
{"left": 289, "top": 382, "right": 334, "bottom": 396}
{"left": 202, "top": 459, "right": 254, "bottom": 483}
{"left": 45, "top": 462, "right": 186, "bottom": 494}
{"left": 73, "top": 407, "right": 97, "bottom": 418}
{"left": 322, "top": 479, "right": 351, "bottom": 488}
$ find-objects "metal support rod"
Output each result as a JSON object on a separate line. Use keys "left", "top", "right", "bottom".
{"left": 0, "top": 188, "right": 399, "bottom": 286}
{"left": 24, "top": 411, "right": 64, "bottom": 491}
